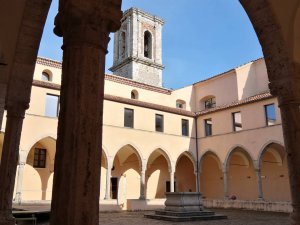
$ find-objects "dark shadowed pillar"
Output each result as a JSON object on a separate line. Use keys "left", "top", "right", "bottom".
{"left": 0, "top": 0, "right": 51, "bottom": 224}
{"left": 270, "top": 77, "right": 300, "bottom": 224}
{"left": 49, "top": 1, "right": 122, "bottom": 225}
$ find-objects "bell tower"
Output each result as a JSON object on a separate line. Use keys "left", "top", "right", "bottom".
{"left": 109, "top": 8, "right": 165, "bottom": 87}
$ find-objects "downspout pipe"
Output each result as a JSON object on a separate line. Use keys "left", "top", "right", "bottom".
{"left": 195, "top": 116, "right": 200, "bottom": 193}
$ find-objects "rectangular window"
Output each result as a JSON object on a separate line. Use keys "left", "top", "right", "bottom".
{"left": 155, "top": 114, "right": 164, "bottom": 132}
{"left": 124, "top": 108, "right": 134, "bottom": 128}
{"left": 45, "top": 94, "right": 59, "bottom": 117}
{"left": 232, "top": 112, "right": 242, "bottom": 131}
{"left": 33, "top": 148, "right": 46, "bottom": 168}
{"left": 181, "top": 119, "right": 189, "bottom": 136}
{"left": 265, "top": 104, "right": 276, "bottom": 126}
{"left": 204, "top": 119, "right": 212, "bottom": 136}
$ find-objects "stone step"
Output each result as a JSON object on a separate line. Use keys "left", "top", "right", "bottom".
{"left": 144, "top": 213, "right": 228, "bottom": 222}
{"left": 154, "top": 210, "right": 215, "bottom": 217}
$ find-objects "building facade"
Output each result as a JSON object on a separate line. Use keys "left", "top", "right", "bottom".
{"left": 0, "top": 8, "right": 291, "bottom": 211}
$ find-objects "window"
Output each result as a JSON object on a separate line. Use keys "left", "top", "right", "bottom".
{"left": 265, "top": 104, "right": 276, "bottom": 126}
{"left": 232, "top": 112, "right": 242, "bottom": 131}
{"left": 45, "top": 94, "right": 59, "bottom": 117}
{"left": 33, "top": 148, "right": 46, "bottom": 168}
{"left": 119, "top": 31, "right": 126, "bottom": 59}
{"left": 204, "top": 119, "right": 212, "bottom": 136}
{"left": 41, "top": 71, "right": 51, "bottom": 81}
{"left": 176, "top": 100, "right": 186, "bottom": 109}
{"left": 182, "top": 119, "right": 189, "bottom": 136}
{"left": 155, "top": 114, "right": 164, "bottom": 132}
{"left": 204, "top": 97, "right": 216, "bottom": 109}
{"left": 144, "top": 31, "right": 152, "bottom": 59}
{"left": 124, "top": 108, "right": 134, "bottom": 128}
{"left": 131, "top": 90, "right": 138, "bottom": 100}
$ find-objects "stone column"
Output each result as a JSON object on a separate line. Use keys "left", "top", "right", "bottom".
{"left": 14, "top": 161, "right": 26, "bottom": 204}
{"left": 223, "top": 170, "right": 229, "bottom": 199}
{"left": 170, "top": 170, "right": 175, "bottom": 192}
{"left": 0, "top": 102, "right": 28, "bottom": 225}
{"left": 255, "top": 169, "right": 264, "bottom": 200}
{"left": 104, "top": 160, "right": 112, "bottom": 200}
{"left": 49, "top": 2, "right": 122, "bottom": 225}
{"left": 139, "top": 164, "right": 146, "bottom": 200}
{"left": 195, "top": 170, "right": 201, "bottom": 193}
{"left": 269, "top": 78, "right": 300, "bottom": 224}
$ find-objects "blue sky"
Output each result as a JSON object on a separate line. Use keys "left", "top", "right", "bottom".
{"left": 38, "top": 0, "right": 263, "bottom": 89}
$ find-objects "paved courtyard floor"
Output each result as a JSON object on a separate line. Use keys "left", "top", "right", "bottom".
{"left": 34, "top": 209, "right": 290, "bottom": 225}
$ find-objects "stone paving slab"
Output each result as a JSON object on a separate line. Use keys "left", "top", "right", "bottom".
{"left": 15, "top": 207, "right": 290, "bottom": 225}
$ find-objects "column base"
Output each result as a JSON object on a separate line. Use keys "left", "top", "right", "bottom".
{"left": 257, "top": 197, "right": 264, "bottom": 201}
{"left": 139, "top": 196, "right": 145, "bottom": 200}
{"left": 291, "top": 205, "right": 300, "bottom": 225}
{"left": 0, "top": 211, "right": 16, "bottom": 225}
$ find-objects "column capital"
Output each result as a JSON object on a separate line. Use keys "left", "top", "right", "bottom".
{"left": 54, "top": 0, "right": 122, "bottom": 50}
{"left": 5, "top": 100, "right": 28, "bottom": 118}
{"left": 269, "top": 77, "right": 300, "bottom": 105}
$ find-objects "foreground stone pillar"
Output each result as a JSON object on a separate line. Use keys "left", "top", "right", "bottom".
{"left": 139, "top": 165, "right": 146, "bottom": 200}
{"left": 104, "top": 160, "right": 112, "bottom": 200}
{"left": 14, "top": 161, "right": 26, "bottom": 204}
{"left": 49, "top": 2, "right": 121, "bottom": 225}
{"left": 0, "top": 102, "right": 28, "bottom": 225}
{"left": 255, "top": 168, "right": 264, "bottom": 200}
{"left": 223, "top": 170, "right": 229, "bottom": 199}
{"left": 270, "top": 78, "right": 300, "bottom": 224}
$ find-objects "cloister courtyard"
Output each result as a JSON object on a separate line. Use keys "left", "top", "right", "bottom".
{"left": 16, "top": 204, "right": 290, "bottom": 225}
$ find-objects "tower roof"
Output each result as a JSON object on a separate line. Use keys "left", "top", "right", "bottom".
{"left": 123, "top": 7, "right": 164, "bottom": 25}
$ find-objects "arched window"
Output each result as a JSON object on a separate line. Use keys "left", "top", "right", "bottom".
{"left": 176, "top": 99, "right": 186, "bottom": 109}
{"left": 131, "top": 90, "right": 139, "bottom": 100}
{"left": 119, "top": 31, "right": 126, "bottom": 59}
{"left": 201, "top": 96, "right": 216, "bottom": 110}
{"left": 144, "top": 31, "right": 152, "bottom": 59}
{"left": 42, "top": 71, "right": 51, "bottom": 81}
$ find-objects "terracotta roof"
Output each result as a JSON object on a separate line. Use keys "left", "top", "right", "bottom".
{"left": 36, "top": 57, "right": 62, "bottom": 69}
{"left": 33, "top": 80, "right": 61, "bottom": 90}
{"left": 32, "top": 80, "right": 193, "bottom": 117}
{"left": 196, "top": 92, "right": 274, "bottom": 116}
{"left": 105, "top": 94, "right": 194, "bottom": 117}
{"left": 36, "top": 56, "right": 171, "bottom": 95}
{"left": 104, "top": 74, "right": 171, "bottom": 95}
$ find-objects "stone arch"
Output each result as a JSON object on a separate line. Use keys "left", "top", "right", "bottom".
{"left": 175, "top": 151, "right": 197, "bottom": 192}
{"left": 111, "top": 144, "right": 142, "bottom": 200}
{"left": 113, "top": 143, "right": 143, "bottom": 164}
{"left": 224, "top": 145, "right": 254, "bottom": 171}
{"left": 257, "top": 140, "right": 285, "bottom": 168}
{"left": 259, "top": 141, "right": 290, "bottom": 201}
{"left": 199, "top": 150, "right": 222, "bottom": 172}
{"left": 147, "top": 148, "right": 172, "bottom": 171}
{"left": 225, "top": 145, "right": 257, "bottom": 200}
{"left": 23, "top": 136, "right": 56, "bottom": 201}
{"left": 199, "top": 150, "right": 223, "bottom": 199}
{"left": 176, "top": 151, "right": 197, "bottom": 173}
{"left": 22, "top": 133, "right": 56, "bottom": 156}
{"left": 146, "top": 148, "right": 172, "bottom": 199}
